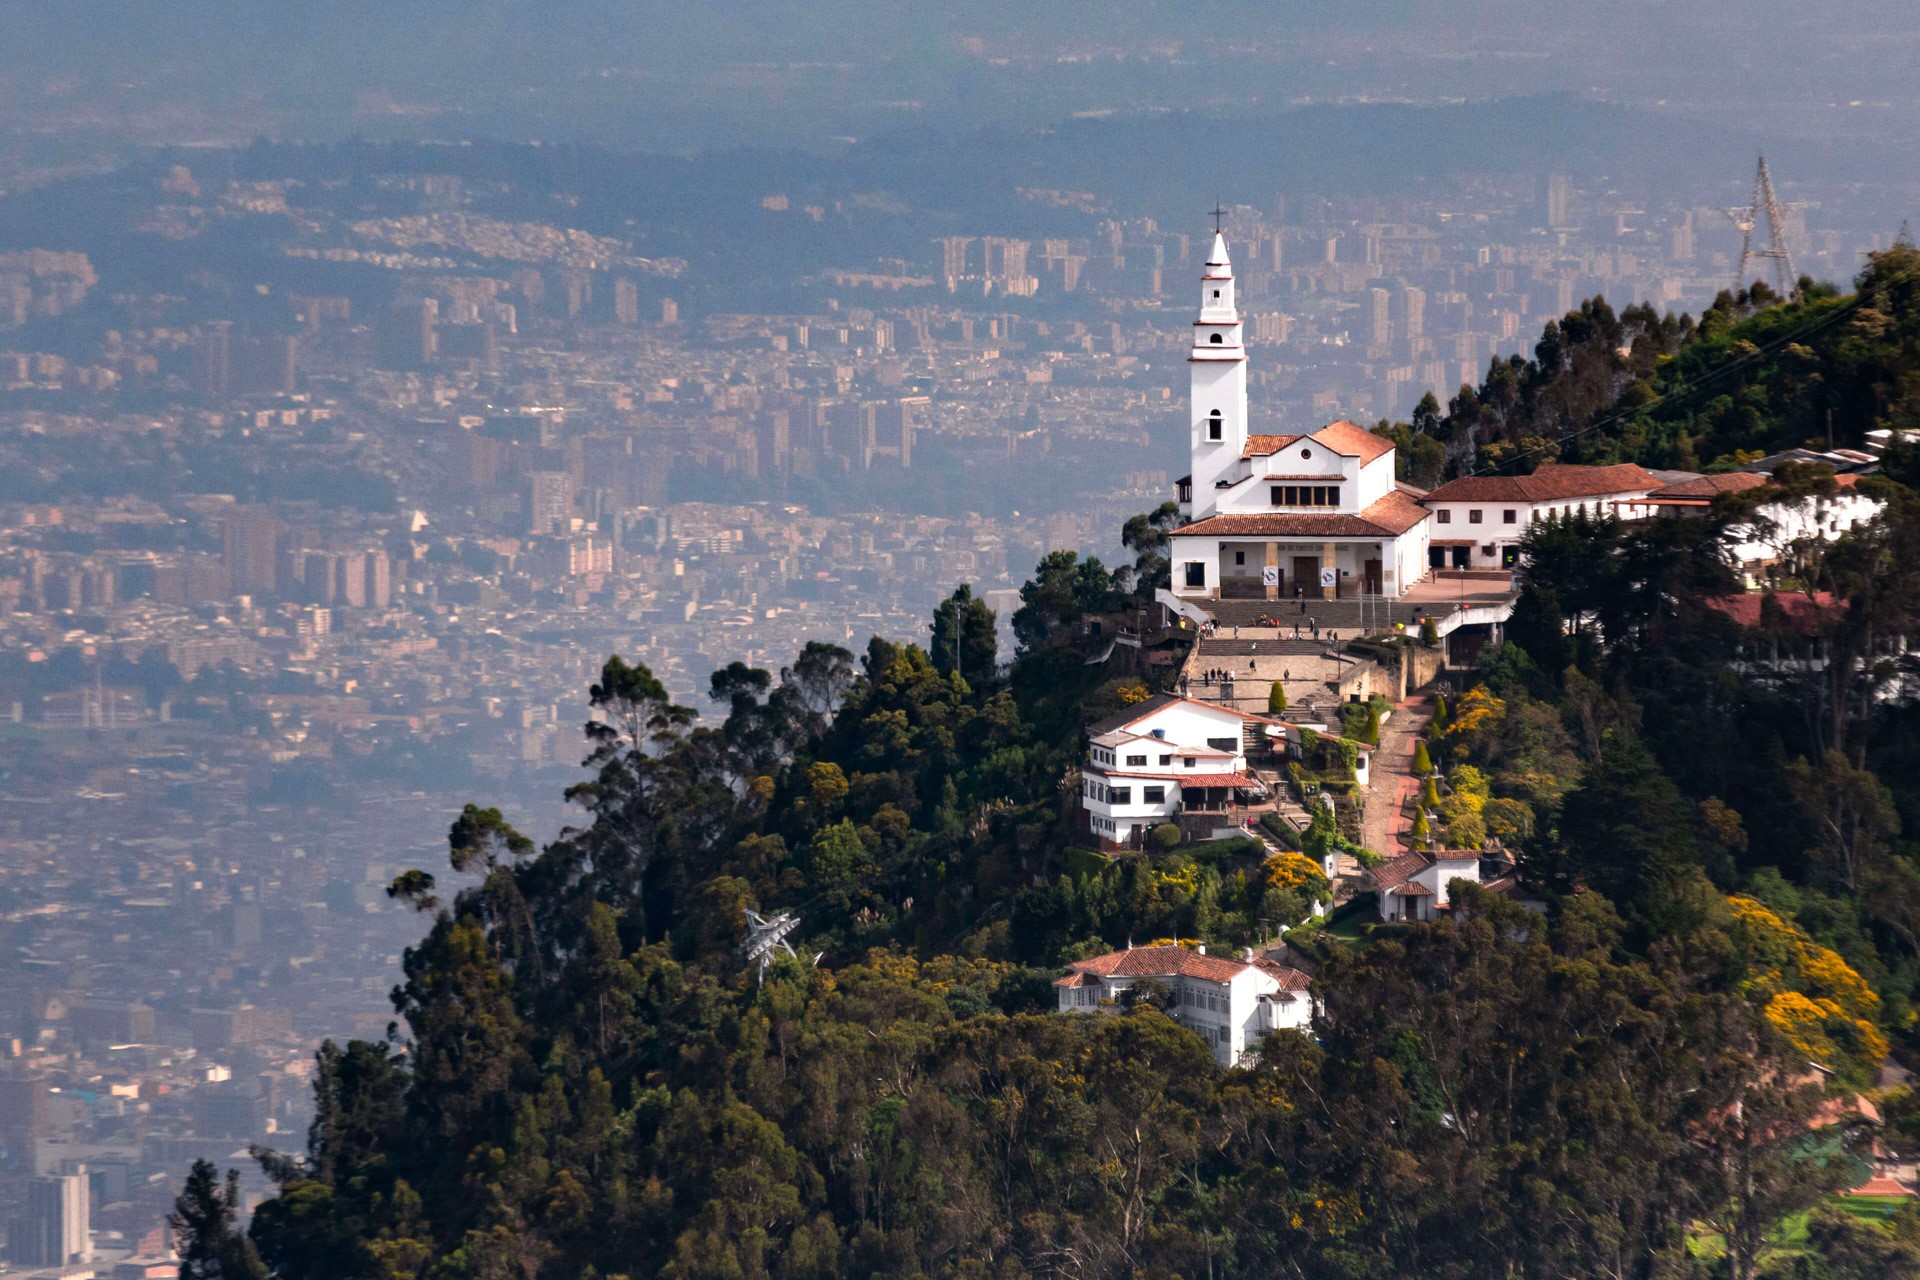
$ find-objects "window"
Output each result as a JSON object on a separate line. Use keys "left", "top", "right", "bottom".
{"left": 1125, "top": 753, "right": 1147, "bottom": 766}
{"left": 1206, "top": 409, "right": 1222, "bottom": 441}
{"left": 1234, "top": 550, "right": 1245, "bottom": 565}
{"left": 1468, "top": 509, "right": 1484, "bottom": 524}
{"left": 1207, "top": 737, "right": 1237, "bottom": 753}
{"left": 1503, "top": 509, "right": 1518, "bottom": 524}
{"left": 1159, "top": 754, "right": 1171, "bottom": 766}
{"left": 1183, "top": 757, "right": 1196, "bottom": 768}
{"left": 1144, "top": 786, "right": 1166, "bottom": 804}
{"left": 1109, "top": 787, "right": 1132, "bottom": 805}
{"left": 1209, "top": 333, "right": 1223, "bottom": 344}
{"left": 1211, "top": 289, "right": 1221, "bottom": 299}
{"left": 1436, "top": 509, "right": 1451, "bottom": 524}
{"left": 1271, "top": 485, "right": 1341, "bottom": 507}
{"left": 1185, "top": 562, "right": 1205, "bottom": 587}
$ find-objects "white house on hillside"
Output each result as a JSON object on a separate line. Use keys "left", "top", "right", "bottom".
{"left": 1616, "top": 470, "right": 1885, "bottom": 588}
{"left": 1370, "top": 850, "right": 1525, "bottom": 922}
{"left": 1166, "top": 234, "right": 1432, "bottom": 602}
{"left": 1418, "top": 463, "right": 1660, "bottom": 570}
{"left": 1055, "top": 943, "right": 1313, "bottom": 1065}
{"left": 1080, "top": 693, "right": 1277, "bottom": 847}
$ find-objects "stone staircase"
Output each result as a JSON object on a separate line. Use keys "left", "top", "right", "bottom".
{"left": 1204, "top": 597, "right": 1429, "bottom": 632}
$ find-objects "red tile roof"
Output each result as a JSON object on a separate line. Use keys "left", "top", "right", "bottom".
{"left": 1309, "top": 419, "right": 1396, "bottom": 463}
{"left": 1844, "top": 1176, "right": 1914, "bottom": 1198}
{"left": 1243, "top": 434, "right": 1304, "bottom": 458}
{"left": 1370, "top": 851, "right": 1432, "bottom": 892}
{"left": 1065, "top": 944, "right": 1310, "bottom": 989}
{"left": 1423, "top": 462, "right": 1660, "bottom": 504}
{"left": 1646, "top": 472, "right": 1770, "bottom": 500}
{"left": 1702, "top": 590, "right": 1845, "bottom": 635}
{"left": 1174, "top": 489, "right": 1430, "bottom": 539}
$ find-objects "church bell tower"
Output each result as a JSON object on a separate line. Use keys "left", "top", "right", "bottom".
{"left": 1188, "top": 228, "right": 1248, "bottom": 519}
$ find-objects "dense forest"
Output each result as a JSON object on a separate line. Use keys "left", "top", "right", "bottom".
{"left": 169, "top": 248, "right": 1920, "bottom": 1279}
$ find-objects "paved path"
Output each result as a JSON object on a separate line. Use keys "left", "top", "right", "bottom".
{"left": 1360, "top": 691, "right": 1432, "bottom": 859}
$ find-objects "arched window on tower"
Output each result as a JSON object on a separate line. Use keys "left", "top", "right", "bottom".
{"left": 1209, "top": 332, "right": 1223, "bottom": 344}
{"left": 1207, "top": 409, "right": 1223, "bottom": 441}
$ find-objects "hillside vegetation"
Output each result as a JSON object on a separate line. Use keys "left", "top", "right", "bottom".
{"left": 170, "top": 252, "right": 1920, "bottom": 1280}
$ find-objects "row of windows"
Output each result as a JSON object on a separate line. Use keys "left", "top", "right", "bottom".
{"left": 1115, "top": 751, "right": 1202, "bottom": 768}
{"left": 1435, "top": 508, "right": 1518, "bottom": 526}
{"left": 1081, "top": 779, "right": 1168, "bottom": 806}
{"left": 1270, "top": 484, "right": 1341, "bottom": 508}
{"left": 1090, "top": 746, "right": 1115, "bottom": 765}
{"left": 1435, "top": 501, "right": 1608, "bottom": 527}
{"left": 1179, "top": 986, "right": 1228, "bottom": 1014}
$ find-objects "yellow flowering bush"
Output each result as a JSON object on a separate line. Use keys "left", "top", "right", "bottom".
{"left": 1263, "top": 851, "right": 1330, "bottom": 902}
{"left": 1726, "top": 895, "right": 1886, "bottom": 1075}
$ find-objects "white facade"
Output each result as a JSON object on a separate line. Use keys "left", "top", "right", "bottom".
{"left": 1421, "top": 463, "right": 1658, "bottom": 570}
{"left": 1080, "top": 694, "right": 1273, "bottom": 846}
{"left": 1369, "top": 850, "right": 1536, "bottom": 923}
{"left": 1167, "top": 232, "right": 1433, "bottom": 603}
{"left": 1189, "top": 231, "right": 1251, "bottom": 502}
{"left": 1055, "top": 944, "right": 1313, "bottom": 1066}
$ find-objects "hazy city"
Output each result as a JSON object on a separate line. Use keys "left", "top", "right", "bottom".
{"left": 3, "top": 5, "right": 1920, "bottom": 1279}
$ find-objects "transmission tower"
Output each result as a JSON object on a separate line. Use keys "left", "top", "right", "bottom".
{"left": 742, "top": 908, "right": 799, "bottom": 985}
{"left": 1723, "top": 155, "right": 1805, "bottom": 299}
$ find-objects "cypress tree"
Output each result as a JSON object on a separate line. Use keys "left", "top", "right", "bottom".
{"left": 1268, "top": 681, "right": 1287, "bottom": 714}
{"left": 1412, "top": 739, "right": 1432, "bottom": 776}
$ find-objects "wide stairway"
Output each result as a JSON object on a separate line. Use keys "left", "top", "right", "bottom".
{"left": 1204, "top": 597, "right": 1430, "bottom": 632}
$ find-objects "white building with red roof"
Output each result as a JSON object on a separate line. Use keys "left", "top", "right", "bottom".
{"left": 1080, "top": 693, "right": 1278, "bottom": 847}
{"left": 1370, "top": 848, "right": 1531, "bottom": 923}
{"left": 1055, "top": 943, "right": 1313, "bottom": 1065}
{"left": 1419, "top": 462, "right": 1660, "bottom": 570}
{"left": 1167, "top": 232, "right": 1432, "bottom": 603}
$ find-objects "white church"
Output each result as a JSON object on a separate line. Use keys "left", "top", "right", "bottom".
{"left": 1168, "top": 232, "right": 1432, "bottom": 602}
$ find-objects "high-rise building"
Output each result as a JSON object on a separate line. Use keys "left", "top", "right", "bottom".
{"left": 528, "top": 471, "right": 574, "bottom": 535}
{"left": 1368, "top": 288, "right": 1392, "bottom": 348}
{"left": 559, "top": 270, "right": 592, "bottom": 319}
{"left": 613, "top": 278, "right": 640, "bottom": 325}
{"left": 1546, "top": 174, "right": 1574, "bottom": 228}
{"left": 190, "top": 322, "right": 232, "bottom": 397}
{"left": 939, "top": 237, "right": 974, "bottom": 291}
{"left": 223, "top": 507, "right": 285, "bottom": 596}
{"left": 0, "top": 1075, "right": 48, "bottom": 1169}
{"left": 659, "top": 297, "right": 679, "bottom": 325}
{"left": 1399, "top": 286, "right": 1426, "bottom": 344}
{"left": 1671, "top": 213, "right": 1696, "bottom": 261}
{"left": 8, "top": 1174, "right": 89, "bottom": 1266}
{"left": 69, "top": 1000, "right": 157, "bottom": 1045}
{"left": 361, "top": 549, "right": 392, "bottom": 608}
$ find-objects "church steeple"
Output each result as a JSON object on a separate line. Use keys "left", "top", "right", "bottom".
{"left": 1188, "top": 229, "right": 1249, "bottom": 518}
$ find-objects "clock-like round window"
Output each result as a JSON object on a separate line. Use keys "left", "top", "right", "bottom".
{"left": 1300, "top": 448, "right": 1312, "bottom": 459}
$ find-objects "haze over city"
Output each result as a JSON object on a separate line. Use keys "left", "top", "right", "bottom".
{"left": 3, "top": 5, "right": 1920, "bottom": 1278}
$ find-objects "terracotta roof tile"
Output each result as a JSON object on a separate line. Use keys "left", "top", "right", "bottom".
{"left": 1370, "top": 851, "right": 1432, "bottom": 891}
{"left": 1174, "top": 489, "right": 1429, "bottom": 539}
{"left": 1309, "top": 419, "right": 1396, "bottom": 463}
{"left": 1646, "top": 472, "right": 1770, "bottom": 500}
{"left": 1067, "top": 944, "right": 1308, "bottom": 989}
{"left": 1243, "top": 434, "right": 1304, "bottom": 458}
{"left": 1424, "top": 462, "right": 1659, "bottom": 504}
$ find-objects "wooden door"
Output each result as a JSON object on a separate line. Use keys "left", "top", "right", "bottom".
{"left": 1292, "top": 557, "right": 1321, "bottom": 599}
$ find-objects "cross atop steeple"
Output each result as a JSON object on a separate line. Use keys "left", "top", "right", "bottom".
{"left": 1209, "top": 202, "right": 1229, "bottom": 234}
